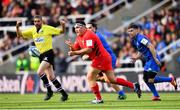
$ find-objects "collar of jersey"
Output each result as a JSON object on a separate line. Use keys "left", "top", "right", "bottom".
{"left": 133, "top": 33, "right": 139, "bottom": 41}
{"left": 36, "top": 25, "right": 44, "bottom": 33}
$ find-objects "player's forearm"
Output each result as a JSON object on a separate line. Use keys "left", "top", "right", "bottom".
{"left": 70, "top": 46, "right": 76, "bottom": 51}
{"left": 148, "top": 44, "right": 157, "bottom": 60}
{"left": 74, "top": 48, "right": 92, "bottom": 55}
{"left": 61, "top": 24, "right": 66, "bottom": 33}
{"left": 16, "top": 26, "right": 23, "bottom": 38}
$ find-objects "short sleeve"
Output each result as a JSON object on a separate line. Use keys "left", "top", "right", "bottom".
{"left": 140, "top": 38, "right": 148, "bottom": 45}
{"left": 139, "top": 35, "right": 149, "bottom": 46}
{"left": 84, "top": 32, "right": 95, "bottom": 48}
{"left": 47, "top": 25, "right": 62, "bottom": 35}
{"left": 22, "top": 28, "right": 33, "bottom": 39}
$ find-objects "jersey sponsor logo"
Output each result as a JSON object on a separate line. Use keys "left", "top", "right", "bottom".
{"left": 86, "top": 40, "right": 93, "bottom": 46}
{"left": 140, "top": 38, "right": 148, "bottom": 45}
{"left": 35, "top": 37, "right": 44, "bottom": 42}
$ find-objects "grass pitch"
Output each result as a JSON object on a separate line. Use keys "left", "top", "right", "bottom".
{"left": 0, "top": 93, "right": 180, "bottom": 110}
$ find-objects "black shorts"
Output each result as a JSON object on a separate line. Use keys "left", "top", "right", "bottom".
{"left": 39, "top": 49, "right": 54, "bottom": 69}
{"left": 143, "top": 71, "right": 157, "bottom": 82}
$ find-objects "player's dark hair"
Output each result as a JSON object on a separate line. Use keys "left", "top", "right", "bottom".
{"left": 75, "top": 20, "right": 86, "bottom": 26}
{"left": 87, "top": 22, "right": 97, "bottom": 30}
{"left": 33, "top": 15, "right": 42, "bottom": 20}
{"left": 128, "top": 23, "right": 139, "bottom": 29}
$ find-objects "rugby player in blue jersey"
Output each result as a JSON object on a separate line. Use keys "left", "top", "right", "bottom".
{"left": 86, "top": 22, "right": 127, "bottom": 100}
{"left": 127, "top": 23, "right": 177, "bottom": 101}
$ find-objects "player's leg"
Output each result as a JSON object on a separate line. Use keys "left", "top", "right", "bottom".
{"left": 87, "top": 66, "right": 103, "bottom": 104}
{"left": 110, "top": 54, "right": 127, "bottom": 99}
{"left": 98, "top": 73, "right": 127, "bottom": 100}
{"left": 103, "top": 70, "right": 141, "bottom": 98}
{"left": 111, "top": 84, "right": 127, "bottom": 100}
{"left": 37, "top": 61, "right": 53, "bottom": 100}
{"left": 143, "top": 71, "right": 161, "bottom": 101}
{"left": 107, "top": 83, "right": 126, "bottom": 100}
{"left": 45, "top": 66, "right": 68, "bottom": 101}
{"left": 103, "top": 71, "right": 133, "bottom": 89}
{"left": 154, "top": 73, "right": 177, "bottom": 90}
{"left": 169, "top": 74, "right": 177, "bottom": 90}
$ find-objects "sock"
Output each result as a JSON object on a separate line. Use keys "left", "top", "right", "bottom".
{"left": 91, "top": 83, "right": 102, "bottom": 100}
{"left": 154, "top": 76, "right": 172, "bottom": 83}
{"left": 40, "top": 74, "right": 52, "bottom": 92}
{"left": 51, "top": 78, "right": 68, "bottom": 97}
{"left": 118, "top": 90, "right": 125, "bottom": 96}
{"left": 116, "top": 78, "right": 134, "bottom": 89}
{"left": 146, "top": 82, "right": 159, "bottom": 97}
{"left": 51, "top": 78, "right": 63, "bottom": 92}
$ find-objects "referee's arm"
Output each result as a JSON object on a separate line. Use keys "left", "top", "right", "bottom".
{"left": 16, "top": 21, "right": 23, "bottom": 38}
{"left": 60, "top": 20, "right": 66, "bottom": 33}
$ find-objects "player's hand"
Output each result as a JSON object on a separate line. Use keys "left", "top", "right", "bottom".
{"left": 65, "top": 39, "right": 73, "bottom": 48}
{"left": 68, "top": 51, "right": 76, "bottom": 56}
{"left": 16, "top": 20, "right": 22, "bottom": 27}
{"left": 155, "top": 58, "right": 161, "bottom": 66}
{"left": 82, "top": 54, "right": 89, "bottom": 60}
{"left": 65, "top": 40, "right": 73, "bottom": 51}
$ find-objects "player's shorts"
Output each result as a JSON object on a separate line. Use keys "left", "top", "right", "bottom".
{"left": 39, "top": 49, "right": 54, "bottom": 69}
{"left": 143, "top": 71, "right": 157, "bottom": 82}
{"left": 144, "top": 59, "right": 160, "bottom": 72}
{"left": 91, "top": 54, "right": 113, "bottom": 71}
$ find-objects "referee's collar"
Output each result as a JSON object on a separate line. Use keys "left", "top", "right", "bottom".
{"left": 36, "top": 25, "right": 44, "bottom": 33}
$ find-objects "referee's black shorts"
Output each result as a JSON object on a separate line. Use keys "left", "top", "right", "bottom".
{"left": 39, "top": 49, "right": 55, "bottom": 69}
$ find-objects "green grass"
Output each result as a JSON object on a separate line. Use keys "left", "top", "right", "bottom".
{"left": 0, "top": 93, "right": 180, "bottom": 110}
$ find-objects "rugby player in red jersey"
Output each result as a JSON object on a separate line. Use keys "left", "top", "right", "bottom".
{"left": 65, "top": 21, "right": 141, "bottom": 104}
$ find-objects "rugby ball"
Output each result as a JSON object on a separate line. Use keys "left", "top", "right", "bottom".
{"left": 28, "top": 46, "right": 40, "bottom": 57}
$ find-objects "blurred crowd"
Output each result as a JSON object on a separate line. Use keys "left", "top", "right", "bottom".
{"left": 112, "top": 6, "right": 180, "bottom": 71}
{"left": 0, "top": 0, "right": 117, "bottom": 19}
{"left": 0, "top": 32, "right": 25, "bottom": 57}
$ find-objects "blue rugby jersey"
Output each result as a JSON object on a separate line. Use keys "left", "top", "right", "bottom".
{"left": 96, "top": 31, "right": 117, "bottom": 68}
{"left": 131, "top": 33, "right": 161, "bottom": 72}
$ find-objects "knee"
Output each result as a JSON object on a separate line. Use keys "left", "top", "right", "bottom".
{"left": 143, "top": 76, "right": 154, "bottom": 83}
{"left": 48, "top": 75, "right": 55, "bottom": 81}
{"left": 148, "top": 78, "right": 154, "bottom": 83}
{"left": 37, "top": 69, "right": 43, "bottom": 76}
{"left": 87, "top": 73, "right": 93, "bottom": 81}
{"left": 143, "top": 71, "right": 156, "bottom": 83}
{"left": 107, "top": 77, "right": 116, "bottom": 83}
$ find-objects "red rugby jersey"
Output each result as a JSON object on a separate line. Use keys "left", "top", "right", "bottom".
{"left": 73, "top": 30, "right": 109, "bottom": 59}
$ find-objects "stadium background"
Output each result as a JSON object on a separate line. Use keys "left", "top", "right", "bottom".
{"left": 0, "top": 0, "right": 179, "bottom": 95}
